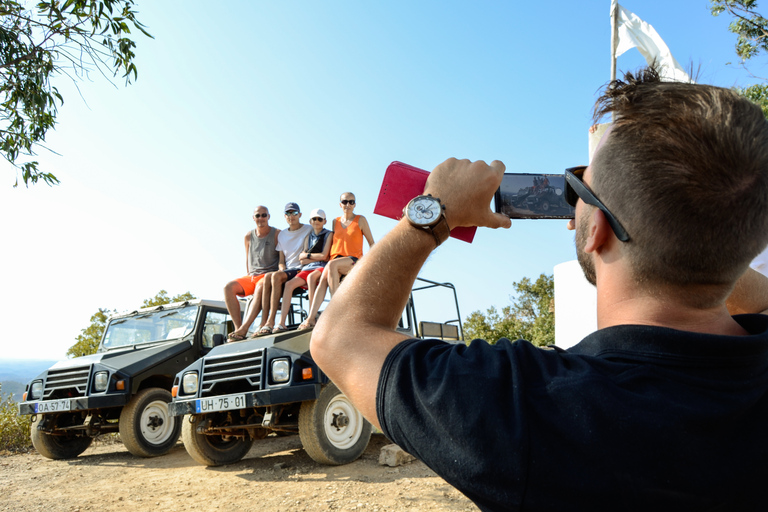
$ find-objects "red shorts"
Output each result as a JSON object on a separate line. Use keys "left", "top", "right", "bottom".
{"left": 296, "top": 268, "right": 322, "bottom": 283}
{"left": 234, "top": 274, "right": 267, "bottom": 296}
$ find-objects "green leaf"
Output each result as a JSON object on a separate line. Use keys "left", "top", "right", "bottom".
{"left": 0, "top": 0, "right": 152, "bottom": 186}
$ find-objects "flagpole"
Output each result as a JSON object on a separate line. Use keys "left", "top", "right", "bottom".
{"left": 610, "top": 0, "right": 618, "bottom": 82}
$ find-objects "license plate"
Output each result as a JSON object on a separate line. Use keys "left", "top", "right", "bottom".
{"left": 194, "top": 394, "right": 247, "bottom": 413}
{"left": 34, "top": 399, "right": 71, "bottom": 413}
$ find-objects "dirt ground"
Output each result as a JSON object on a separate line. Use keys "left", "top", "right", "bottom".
{"left": 0, "top": 434, "right": 479, "bottom": 512}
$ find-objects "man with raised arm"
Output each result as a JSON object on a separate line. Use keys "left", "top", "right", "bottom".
{"left": 224, "top": 205, "right": 280, "bottom": 341}
{"left": 311, "top": 68, "right": 768, "bottom": 510}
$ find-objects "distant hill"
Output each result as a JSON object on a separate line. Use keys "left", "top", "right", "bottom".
{"left": 0, "top": 359, "right": 59, "bottom": 402}
{"left": 1, "top": 381, "right": 26, "bottom": 401}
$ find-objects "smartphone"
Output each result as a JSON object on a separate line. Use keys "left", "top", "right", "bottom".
{"left": 494, "top": 173, "right": 574, "bottom": 219}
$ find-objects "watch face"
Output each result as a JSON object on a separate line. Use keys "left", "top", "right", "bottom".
{"left": 407, "top": 196, "right": 441, "bottom": 226}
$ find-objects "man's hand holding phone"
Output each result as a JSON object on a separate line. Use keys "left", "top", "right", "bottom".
{"left": 424, "top": 158, "right": 512, "bottom": 231}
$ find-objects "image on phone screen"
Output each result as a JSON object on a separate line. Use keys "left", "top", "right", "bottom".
{"left": 494, "top": 173, "right": 575, "bottom": 219}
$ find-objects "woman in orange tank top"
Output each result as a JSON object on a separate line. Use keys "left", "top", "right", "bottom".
{"left": 301, "top": 192, "right": 375, "bottom": 329}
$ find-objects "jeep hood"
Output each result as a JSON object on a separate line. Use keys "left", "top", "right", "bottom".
{"left": 45, "top": 339, "right": 192, "bottom": 375}
{"left": 207, "top": 330, "right": 311, "bottom": 358}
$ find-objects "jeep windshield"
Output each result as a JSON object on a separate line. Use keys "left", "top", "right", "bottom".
{"left": 100, "top": 305, "right": 199, "bottom": 350}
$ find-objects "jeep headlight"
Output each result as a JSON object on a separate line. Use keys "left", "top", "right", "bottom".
{"left": 271, "top": 359, "right": 290, "bottom": 383}
{"left": 182, "top": 372, "right": 199, "bottom": 394}
{"left": 30, "top": 381, "right": 43, "bottom": 400}
{"left": 93, "top": 371, "right": 109, "bottom": 392}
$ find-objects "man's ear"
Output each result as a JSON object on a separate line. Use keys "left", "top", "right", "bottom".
{"left": 583, "top": 209, "right": 612, "bottom": 254}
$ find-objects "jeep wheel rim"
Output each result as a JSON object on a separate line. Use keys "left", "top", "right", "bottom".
{"left": 324, "top": 394, "right": 363, "bottom": 449}
{"left": 141, "top": 400, "right": 175, "bottom": 445}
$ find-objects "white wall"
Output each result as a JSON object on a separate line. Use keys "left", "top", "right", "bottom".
{"left": 554, "top": 260, "right": 597, "bottom": 349}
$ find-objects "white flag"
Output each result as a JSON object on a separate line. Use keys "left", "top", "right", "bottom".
{"left": 611, "top": 0, "right": 691, "bottom": 82}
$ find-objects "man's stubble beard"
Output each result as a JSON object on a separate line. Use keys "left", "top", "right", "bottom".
{"left": 576, "top": 210, "right": 597, "bottom": 286}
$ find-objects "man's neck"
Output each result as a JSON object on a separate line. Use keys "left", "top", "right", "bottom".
{"left": 313, "top": 227, "right": 324, "bottom": 235}
{"left": 596, "top": 278, "right": 748, "bottom": 336}
{"left": 287, "top": 223, "right": 304, "bottom": 232}
{"left": 255, "top": 225, "right": 271, "bottom": 237}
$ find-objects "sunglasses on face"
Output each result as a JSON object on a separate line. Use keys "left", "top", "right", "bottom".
{"left": 253, "top": 213, "right": 268, "bottom": 218}
{"left": 564, "top": 166, "right": 630, "bottom": 242}
{"left": 340, "top": 199, "right": 356, "bottom": 205}
{"left": 310, "top": 217, "right": 324, "bottom": 222}
{"left": 285, "top": 211, "right": 300, "bottom": 216}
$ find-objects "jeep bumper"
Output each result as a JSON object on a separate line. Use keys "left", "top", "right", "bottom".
{"left": 170, "top": 383, "right": 321, "bottom": 416}
{"left": 18, "top": 393, "right": 130, "bottom": 415}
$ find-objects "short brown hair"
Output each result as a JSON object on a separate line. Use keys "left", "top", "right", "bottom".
{"left": 591, "top": 67, "right": 768, "bottom": 305}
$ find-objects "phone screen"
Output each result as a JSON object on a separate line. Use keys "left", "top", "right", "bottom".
{"left": 494, "top": 173, "right": 574, "bottom": 219}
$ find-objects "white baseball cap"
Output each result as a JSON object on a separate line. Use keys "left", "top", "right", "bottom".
{"left": 309, "top": 208, "right": 326, "bottom": 220}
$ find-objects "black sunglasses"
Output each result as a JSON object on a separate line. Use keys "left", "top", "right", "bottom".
{"left": 310, "top": 217, "right": 324, "bottom": 222}
{"left": 565, "top": 166, "right": 630, "bottom": 242}
{"left": 340, "top": 199, "right": 356, "bottom": 205}
{"left": 253, "top": 213, "right": 268, "bottom": 218}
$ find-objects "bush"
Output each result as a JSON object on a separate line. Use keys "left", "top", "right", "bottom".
{"left": 0, "top": 384, "right": 32, "bottom": 453}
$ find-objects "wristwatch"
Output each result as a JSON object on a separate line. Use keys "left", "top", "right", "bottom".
{"left": 404, "top": 194, "right": 450, "bottom": 247}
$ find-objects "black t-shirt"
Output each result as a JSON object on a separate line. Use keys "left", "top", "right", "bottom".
{"left": 376, "top": 315, "right": 768, "bottom": 511}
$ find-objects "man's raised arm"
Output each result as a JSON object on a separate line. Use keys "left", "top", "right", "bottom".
{"left": 310, "top": 158, "right": 511, "bottom": 427}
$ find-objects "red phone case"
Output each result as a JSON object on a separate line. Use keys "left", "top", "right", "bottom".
{"left": 374, "top": 161, "right": 477, "bottom": 243}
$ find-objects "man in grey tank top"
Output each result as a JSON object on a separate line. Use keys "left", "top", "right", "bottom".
{"left": 224, "top": 205, "right": 280, "bottom": 341}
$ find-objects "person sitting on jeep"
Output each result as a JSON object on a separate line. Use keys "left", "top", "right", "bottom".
{"left": 224, "top": 205, "right": 280, "bottom": 341}
{"left": 256, "top": 202, "right": 313, "bottom": 335}
{"left": 273, "top": 208, "right": 332, "bottom": 333}
{"left": 300, "top": 192, "right": 374, "bottom": 330}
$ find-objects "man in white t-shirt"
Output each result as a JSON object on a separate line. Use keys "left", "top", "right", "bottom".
{"left": 255, "top": 202, "right": 312, "bottom": 334}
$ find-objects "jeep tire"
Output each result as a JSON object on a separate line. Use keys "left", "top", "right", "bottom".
{"left": 181, "top": 414, "right": 254, "bottom": 466}
{"left": 30, "top": 415, "right": 93, "bottom": 459}
{"left": 119, "top": 388, "right": 181, "bottom": 457}
{"left": 299, "top": 383, "right": 372, "bottom": 465}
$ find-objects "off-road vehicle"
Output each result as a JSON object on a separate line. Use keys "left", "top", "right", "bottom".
{"left": 18, "top": 299, "right": 241, "bottom": 459}
{"left": 169, "top": 277, "right": 463, "bottom": 467}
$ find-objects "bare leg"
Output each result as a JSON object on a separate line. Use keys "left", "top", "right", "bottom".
{"left": 307, "top": 270, "right": 321, "bottom": 305}
{"left": 224, "top": 280, "right": 245, "bottom": 331}
{"left": 257, "top": 273, "right": 275, "bottom": 330}
{"left": 232, "top": 281, "right": 264, "bottom": 337}
{"left": 266, "top": 271, "right": 288, "bottom": 327}
{"left": 277, "top": 277, "right": 305, "bottom": 328}
{"left": 328, "top": 257, "right": 355, "bottom": 296}
{"left": 304, "top": 266, "right": 331, "bottom": 328}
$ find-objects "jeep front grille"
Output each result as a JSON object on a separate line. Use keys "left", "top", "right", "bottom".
{"left": 43, "top": 366, "right": 91, "bottom": 399}
{"left": 199, "top": 348, "right": 264, "bottom": 397}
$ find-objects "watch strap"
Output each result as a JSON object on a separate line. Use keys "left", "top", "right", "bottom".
{"left": 428, "top": 214, "right": 450, "bottom": 247}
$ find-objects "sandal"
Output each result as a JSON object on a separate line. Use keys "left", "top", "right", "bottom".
{"left": 272, "top": 325, "right": 288, "bottom": 334}
{"left": 227, "top": 333, "right": 246, "bottom": 342}
{"left": 257, "top": 325, "right": 273, "bottom": 335}
{"left": 298, "top": 320, "right": 314, "bottom": 331}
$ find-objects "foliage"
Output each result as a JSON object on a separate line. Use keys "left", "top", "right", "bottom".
{"left": 737, "top": 82, "right": 768, "bottom": 117}
{"left": 66, "top": 307, "right": 112, "bottom": 358}
{"left": 0, "top": 0, "right": 152, "bottom": 187}
{"left": 141, "top": 289, "right": 196, "bottom": 308}
{"left": 67, "top": 289, "right": 196, "bottom": 358}
{"left": 0, "top": 383, "right": 32, "bottom": 452}
{"left": 463, "top": 274, "right": 554, "bottom": 347}
{"left": 711, "top": 0, "right": 768, "bottom": 62}
{"left": 711, "top": 1, "right": 768, "bottom": 116}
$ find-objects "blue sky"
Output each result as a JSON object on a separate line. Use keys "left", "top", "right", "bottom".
{"left": 1, "top": 0, "right": 761, "bottom": 360}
